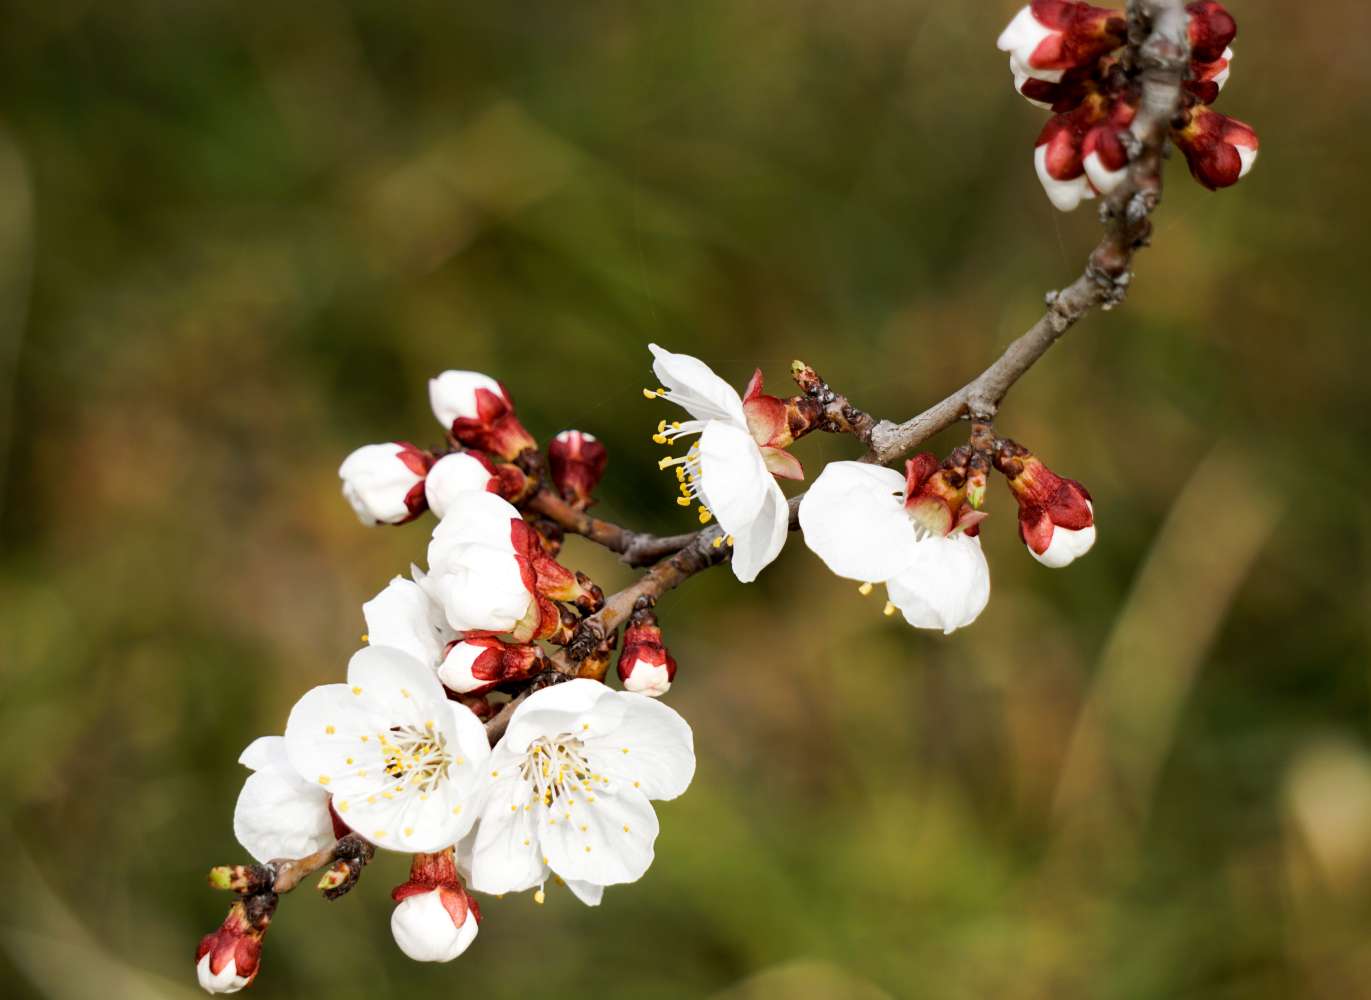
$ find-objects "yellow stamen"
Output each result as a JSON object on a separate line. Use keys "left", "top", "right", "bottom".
{"left": 712, "top": 536, "right": 725, "bottom": 548}
{"left": 857, "top": 582, "right": 874, "bottom": 596}
{"left": 643, "top": 387, "right": 664, "bottom": 399}
{"left": 883, "top": 601, "right": 897, "bottom": 617}
{"left": 698, "top": 507, "right": 712, "bottom": 524}
{"left": 534, "top": 888, "right": 546, "bottom": 905}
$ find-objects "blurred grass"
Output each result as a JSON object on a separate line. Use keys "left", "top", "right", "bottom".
{"left": 0, "top": 1, "right": 1367, "bottom": 997}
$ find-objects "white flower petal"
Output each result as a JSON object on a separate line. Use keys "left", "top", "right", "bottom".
{"left": 583, "top": 693, "right": 696, "bottom": 801}
{"left": 648, "top": 344, "right": 748, "bottom": 427}
{"left": 726, "top": 475, "right": 789, "bottom": 583}
{"left": 233, "top": 764, "right": 334, "bottom": 864}
{"left": 347, "top": 645, "right": 447, "bottom": 723}
{"left": 563, "top": 878, "right": 605, "bottom": 907}
{"left": 429, "top": 491, "right": 520, "bottom": 554}
{"left": 197, "top": 954, "right": 249, "bottom": 994}
{"left": 799, "top": 461, "right": 919, "bottom": 583}
{"left": 696, "top": 421, "right": 770, "bottom": 534}
{"left": 426, "top": 543, "right": 532, "bottom": 634}
{"left": 338, "top": 443, "right": 424, "bottom": 525}
{"left": 541, "top": 784, "right": 660, "bottom": 888}
{"left": 502, "top": 678, "right": 620, "bottom": 755}
{"left": 885, "top": 534, "right": 991, "bottom": 634}
{"left": 467, "top": 771, "right": 550, "bottom": 895}
{"left": 363, "top": 576, "right": 452, "bottom": 668}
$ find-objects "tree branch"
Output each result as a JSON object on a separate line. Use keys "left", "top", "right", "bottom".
{"left": 526, "top": 489, "right": 698, "bottom": 566}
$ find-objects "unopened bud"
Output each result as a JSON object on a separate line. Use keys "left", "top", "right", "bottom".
{"left": 195, "top": 894, "right": 276, "bottom": 994}
{"left": 438, "top": 636, "right": 544, "bottom": 696}
{"left": 390, "top": 850, "right": 481, "bottom": 963}
{"left": 617, "top": 607, "right": 676, "bottom": 697}
{"left": 338, "top": 442, "right": 433, "bottom": 525}
{"left": 429, "top": 369, "right": 537, "bottom": 460}
{"left": 994, "top": 440, "right": 1096, "bottom": 568}
{"left": 1171, "top": 104, "right": 1258, "bottom": 191}
{"left": 548, "top": 430, "right": 608, "bottom": 506}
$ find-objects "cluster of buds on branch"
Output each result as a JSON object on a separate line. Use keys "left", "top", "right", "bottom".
{"left": 194, "top": 4, "right": 1255, "bottom": 991}
{"left": 998, "top": 0, "right": 1258, "bottom": 209}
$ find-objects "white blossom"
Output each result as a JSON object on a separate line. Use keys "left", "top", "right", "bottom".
{"left": 284, "top": 645, "right": 490, "bottom": 852}
{"left": 196, "top": 954, "right": 251, "bottom": 994}
{"left": 799, "top": 461, "right": 990, "bottom": 634}
{"left": 429, "top": 370, "right": 507, "bottom": 429}
{"left": 466, "top": 679, "right": 694, "bottom": 906}
{"left": 232, "top": 735, "right": 335, "bottom": 864}
{"left": 424, "top": 452, "right": 497, "bottom": 519}
{"left": 338, "top": 443, "right": 429, "bottom": 525}
{"left": 424, "top": 492, "right": 534, "bottom": 634}
{"left": 391, "top": 888, "right": 479, "bottom": 963}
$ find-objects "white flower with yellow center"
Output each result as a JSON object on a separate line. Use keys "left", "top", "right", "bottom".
{"left": 284, "top": 645, "right": 491, "bottom": 853}
{"left": 644, "top": 344, "right": 793, "bottom": 583}
{"left": 466, "top": 679, "right": 694, "bottom": 906}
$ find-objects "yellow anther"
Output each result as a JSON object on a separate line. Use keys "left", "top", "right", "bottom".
{"left": 657, "top": 419, "right": 668, "bottom": 433}
{"left": 676, "top": 467, "right": 686, "bottom": 482}
{"left": 883, "top": 601, "right": 897, "bottom": 617}
{"left": 360, "top": 633, "right": 368, "bottom": 643}
{"left": 857, "top": 582, "right": 874, "bottom": 596}
{"left": 698, "top": 507, "right": 712, "bottom": 524}
{"left": 652, "top": 433, "right": 667, "bottom": 444}
{"left": 676, "top": 496, "right": 692, "bottom": 507}
{"left": 671, "top": 421, "right": 681, "bottom": 429}
{"left": 726, "top": 535, "right": 735, "bottom": 546}
{"left": 643, "top": 387, "right": 663, "bottom": 399}
{"left": 712, "top": 536, "right": 725, "bottom": 548}
{"left": 534, "top": 888, "right": 546, "bottom": 905}
{"left": 658, "top": 456, "right": 677, "bottom": 471}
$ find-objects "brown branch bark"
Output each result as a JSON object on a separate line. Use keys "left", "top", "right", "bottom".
{"left": 526, "top": 489, "right": 698, "bottom": 566}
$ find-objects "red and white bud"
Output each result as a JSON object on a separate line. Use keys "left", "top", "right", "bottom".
{"left": 338, "top": 442, "right": 432, "bottom": 525}
{"left": 195, "top": 896, "right": 275, "bottom": 994}
{"left": 424, "top": 452, "right": 499, "bottom": 519}
{"left": 548, "top": 430, "right": 608, "bottom": 505}
{"left": 994, "top": 441, "right": 1096, "bottom": 568}
{"left": 997, "top": 1, "right": 1127, "bottom": 87}
{"left": 1186, "top": 1, "right": 1237, "bottom": 65}
{"left": 1031, "top": 88, "right": 1133, "bottom": 211}
{"left": 617, "top": 608, "right": 676, "bottom": 697}
{"left": 390, "top": 850, "right": 481, "bottom": 963}
{"left": 1186, "top": 46, "right": 1232, "bottom": 105}
{"left": 438, "top": 635, "right": 543, "bottom": 696}
{"left": 1172, "top": 104, "right": 1258, "bottom": 191}
{"left": 902, "top": 452, "right": 985, "bottom": 540}
{"left": 429, "top": 369, "right": 536, "bottom": 460}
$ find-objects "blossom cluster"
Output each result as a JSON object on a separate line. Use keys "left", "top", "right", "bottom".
{"left": 997, "top": 0, "right": 1259, "bottom": 210}
{"left": 198, "top": 345, "right": 1100, "bottom": 992}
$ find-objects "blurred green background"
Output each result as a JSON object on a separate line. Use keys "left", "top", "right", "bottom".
{"left": 0, "top": 1, "right": 1365, "bottom": 997}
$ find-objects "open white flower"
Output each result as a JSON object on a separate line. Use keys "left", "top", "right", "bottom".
{"left": 645, "top": 344, "right": 792, "bottom": 583}
{"left": 467, "top": 679, "right": 695, "bottom": 906}
{"left": 284, "top": 645, "right": 491, "bottom": 853}
{"left": 232, "top": 736, "right": 335, "bottom": 864}
{"left": 799, "top": 461, "right": 990, "bottom": 634}
{"left": 424, "top": 492, "right": 535, "bottom": 634}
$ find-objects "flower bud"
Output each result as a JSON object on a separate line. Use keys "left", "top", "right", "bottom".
{"left": 1033, "top": 90, "right": 1134, "bottom": 210}
{"left": 997, "top": 1, "right": 1127, "bottom": 87}
{"left": 429, "top": 369, "right": 536, "bottom": 460}
{"left": 390, "top": 850, "right": 480, "bottom": 963}
{"left": 195, "top": 895, "right": 276, "bottom": 994}
{"left": 617, "top": 607, "right": 676, "bottom": 697}
{"left": 1186, "top": 46, "right": 1232, "bottom": 105}
{"left": 548, "top": 430, "right": 608, "bottom": 505}
{"left": 424, "top": 452, "right": 499, "bottom": 519}
{"left": 1171, "top": 104, "right": 1258, "bottom": 191}
{"left": 1186, "top": 0, "right": 1237, "bottom": 64}
{"left": 438, "top": 636, "right": 544, "bottom": 695}
{"left": 993, "top": 440, "right": 1096, "bottom": 568}
{"left": 338, "top": 442, "right": 432, "bottom": 525}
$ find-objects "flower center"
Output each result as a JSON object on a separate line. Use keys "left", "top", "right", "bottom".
{"left": 378, "top": 724, "right": 453, "bottom": 796}
{"left": 521, "top": 734, "right": 601, "bottom": 808}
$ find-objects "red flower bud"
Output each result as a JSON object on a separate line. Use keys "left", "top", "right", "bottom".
{"left": 1172, "top": 104, "right": 1258, "bottom": 190}
{"left": 993, "top": 441, "right": 1096, "bottom": 568}
{"left": 390, "top": 849, "right": 480, "bottom": 963}
{"left": 548, "top": 430, "right": 608, "bottom": 506}
{"left": 617, "top": 607, "right": 676, "bottom": 697}
{"left": 429, "top": 370, "right": 537, "bottom": 460}
{"left": 195, "top": 895, "right": 276, "bottom": 993}
{"left": 438, "top": 635, "right": 545, "bottom": 696}
{"left": 1186, "top": 1, "right": 1237, "bottom": 64}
